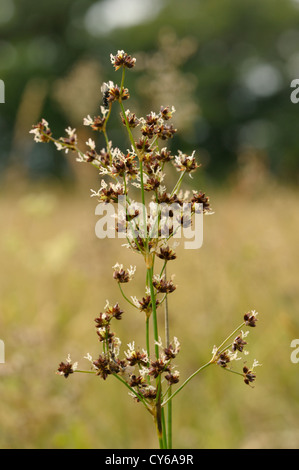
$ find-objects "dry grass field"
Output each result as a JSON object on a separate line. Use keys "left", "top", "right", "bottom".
{"left": 0, "top": 168, "right": 299, "bottom": 449}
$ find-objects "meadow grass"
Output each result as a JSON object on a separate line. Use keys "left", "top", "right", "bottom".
{"left": 0, "top": 176, "right": 299, "bottom": 449}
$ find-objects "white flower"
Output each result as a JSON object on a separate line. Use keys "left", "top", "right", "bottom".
{"left": 154, "top": 336, "right": 163, "bottom": 348}
{"left": 86, "top": 138, "right": 96, "bottom": 150}
{"left": 173, "top": 337, "right": 180, "bottom": 354}
{"left": 54, "top": 141, "right": 66, "bottom": 153}
{"left": 252, "top": 359, "right": 262, "bottom": 369}
{"left": 66, "top": 354, "right": 78, "bottom": 371}
{"left": 65, "top": 126, "right": 76, "bottom": 137}
{"left": 83, "top": 115, "right": 94, "bottom": 126}
{"left": 90, "top": 189, "right": 100, "bottom": 198}
{"left": 130, "top": 296, "right": 140, "bottom": 309}
{"left": 29, "top": 129, "right": 41, "bottom": 142}
{"left": 110, "top": 50, "right": 124, "bottom": 65}
{"left": 227, "top": 350, "right": 241, "bottom": 361}
{"left": 84, "top": 353, "right": 93, "bottom": 363}
{"left": 126, "top": 341, "right": 135, "bottom": 353}
{"left": 101, "top": 80, "right": 115, "bottom": 92}
{"left": 100, "top": 106, "right": 109, "bottom": 117}
{"left": 98, "top": 167, "right": 110, "bottom": 175}
{"left": 145, "top": 286, "right": 151, "bottom": 296}
{"left": 113, "top": 336, "right": 121, "bottom": 357}
{"left": 128, "top": 265, "right": 136, "bottom": 278}
{"left": 241, "top": 330, "right": 250, "bottom": 339}
{"left": 76, "top": 152, "right": 85, "bottom": 162}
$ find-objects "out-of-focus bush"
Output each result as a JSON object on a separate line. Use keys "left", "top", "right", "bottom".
{"left": 1, "top": 0, "right": 299, "bottom": 184}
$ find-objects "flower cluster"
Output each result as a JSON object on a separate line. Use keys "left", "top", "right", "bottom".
{"left": 112, "top": 263, "right": 136, "bottom": 283}
{"left": 30, "top": 50, "right": 259, "bottom": 448}
{"left": 211, "top": 310, "right": 260, "bottom": 386}
{"left": 29, "top": 118, "right": 52, "bottom": 143}
{"left": 110, "top": 50, "right": 136, "bottom": 71}
{"left": 57, "top": 354, "right": 78, "bottom": 378}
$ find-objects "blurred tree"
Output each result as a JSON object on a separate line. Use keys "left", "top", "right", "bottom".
{"left": 0, "top": 0, "right": 105, "bottom": 180}
{"left": 1, "top": 0, "right": 299, "bottom": 183}
{"left": 116, "top": 0, "right": 299, "bottom": 183}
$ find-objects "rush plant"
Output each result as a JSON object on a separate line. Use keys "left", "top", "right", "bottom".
{"left": 30, "top": 50, "right": 260, "bottom": 449}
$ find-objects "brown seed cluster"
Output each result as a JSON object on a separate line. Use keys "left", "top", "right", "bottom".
{"left": 35, "top": 50, "right": 258, "bottom": 413}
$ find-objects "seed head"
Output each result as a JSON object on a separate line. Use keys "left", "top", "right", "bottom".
{"left": 165, "top": 370, "right": 180, "bottom": 385}
{"left": 244, "top": 310, "right": 258, "bottom": 327}
{"left": 30, "top": 119, "right": 52, "bottom": 143}
{"left": 157, "top": 245, "right": 177, "bottom": 261}
{"left": 57, "top": 354, "right": 78, "bottom": 378}
{"left": 243, "top": 366, "right": 256, "bottom": 386}
{"left": 153, "top": 275, "right": 176, "bottom": 294}
{"left": 217, "top": 351, "right": 231, "bottom": 368}
{"left": 110, "top": 50, "right": 136, "bottom": 71}
{"left": 93, "top": 355, "right": 112, "bottom": 380}
{"left": 174, "top": 150, "right": 199, "bottom": 173}
{"left": 232, "top": 335, "right": 247, "bottom": 353}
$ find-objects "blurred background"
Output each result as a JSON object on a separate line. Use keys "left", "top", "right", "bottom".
{"left": 0, "top": 0, "right": 299, "bottom": 449}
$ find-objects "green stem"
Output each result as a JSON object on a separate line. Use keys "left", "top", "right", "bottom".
{"left": 119, "top": 100, "right": 138, "bottom": 154}
{"left": 161, "top": 407, "right": 167, "bottom": 449}
{"left": 215, "top": 322, "right": 245, "bottom": 356}
{"left": 167, "top": 387, "right": 172, "bottom": 449}
{"left": 118, "top": 283, "right": 138, "bottom": 309}
{"left": 223, "top": 367, "right": 244, "bottom": 378}
{"left": 146, "top": 316, "right": 150, "bottom": 361}
{"left": 162, "top": 361, "right": 212, "bottom": 406}
{"left": 120, "top": 67, "right": 126, "bottom": 93}
{"left": 148, "top": 266, "right": 159, "bottom": 360}
{"left": 118, "top": 99, "right": 148, "bottom": 243}
{"left": 164, "top": 265, "right": 170, "bottom": 348}
{"left": 75, "top": 370, "right": 96, "bottom": 374}
{"left": 103, "top": 129, "right": 112, "bottom": 164}
{"left": 112, "top": 373, "right": 152, "bottom": 413}
{"left": 170, "top": 170, "right": 187, "bottom": 197}
{"left": 160, "top": 260, "right": 167, "bottom": 278}
{"left": 145, "top": 270, "right": 150, "bottom": 364}
{"left": 155, "top": 376, "right": 164, "bottom": 448}
{"left": 163, "top": 263, "right": 172, "bottom": 448}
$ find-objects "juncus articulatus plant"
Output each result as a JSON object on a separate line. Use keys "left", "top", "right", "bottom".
{"left": 30, "top": 50, "right": 260, "bottom": 449}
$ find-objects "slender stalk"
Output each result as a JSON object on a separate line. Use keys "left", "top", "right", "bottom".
{"left": 118, "top": 283, "right": 138, "bottom": 309}
{"left": 120, "top": 66, "right": 126, "bottom": 93}
{"left": 223, "top": 367, "right": 244, "bottom": 378}
{"left": 161, "top": 408, "right": 167, "bottom": 449}
{"left": 163, "top": 263, "right": 172, "bottom": 448}
{"left": 164, "top": 265, "right": 170, "bottom": 348}
{"left": 148, "top": 266, "right": 159, "bottom": 360}
{"left": 162, "top": 361, "right": 212, "bottom": 406}
{"left": 160, "top": 260, "right": 167, "bottom": 278}
{"left": 215, "top": 322, "right": 245, "bottom": 356}
{"left": 167, "top": 391, "right": 172, "bottom": 449}
{"left": 40, "top": 130, "right": 120, "bottom": 181}
{"left": 75, "top": 370, "right": 96, "bottom": 374}
{"left": 170, "top": 169, "right": 187, "bottom": 197}
{"left": 145, "top": 270, "right": 150, "bottom": 362}
{"left": 155, "top": 375, "right": 164, "bottom": 448}
{"left": 119, "top": 100, "right": 137, "bottom": 153}
{"left": 118, "top": 99, "right": 148, "bottom": 244}
{"left": 145, "top": 316, "right": 150, "bottom": 361}
{"left": 112, "top": 373, "right": 152, "bottom": 413}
